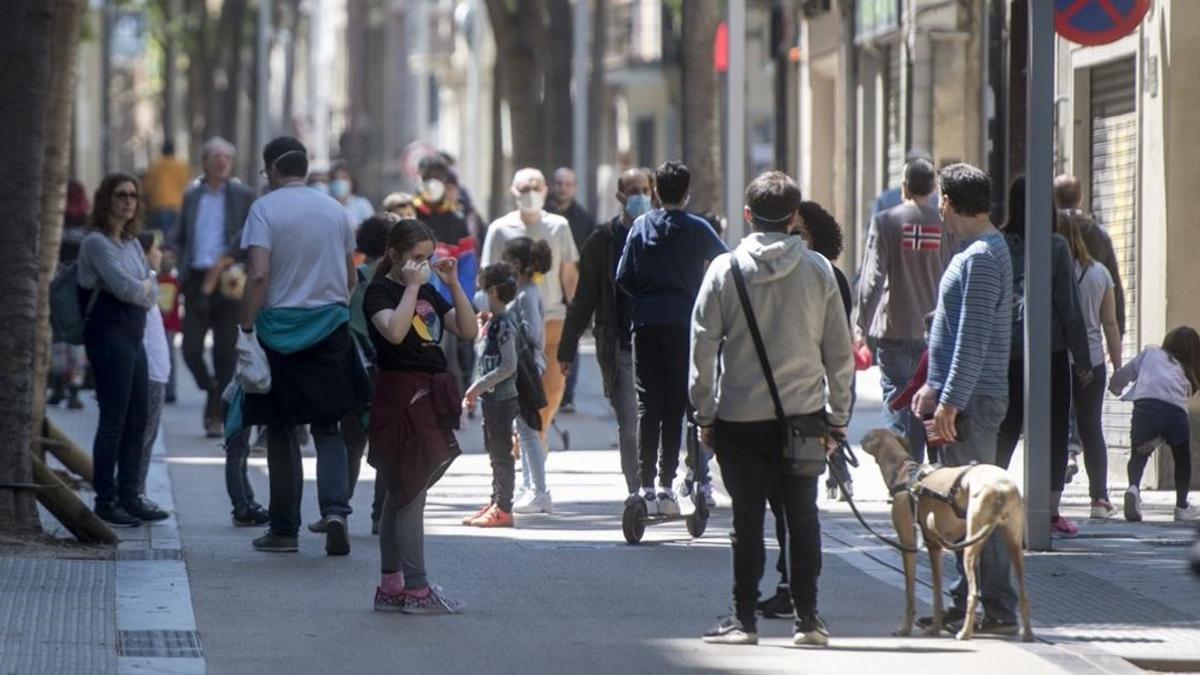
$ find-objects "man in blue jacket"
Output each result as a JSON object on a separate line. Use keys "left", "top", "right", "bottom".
{"left": 616, "top": 161, "right": 728, "bottom": 516}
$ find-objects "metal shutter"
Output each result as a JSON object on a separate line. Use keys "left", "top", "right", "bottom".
{"left": 1089, "top": 57, "right": 1138, "bottom": 451}
{"left": 885, "top": 45, "right": 904, "bottom": 188}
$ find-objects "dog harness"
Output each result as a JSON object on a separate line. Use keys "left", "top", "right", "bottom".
{"left": 890, "top": 461, "right": 978, "bottom": 520}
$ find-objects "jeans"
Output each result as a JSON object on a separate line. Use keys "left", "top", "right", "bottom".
{"left": 380, "top": 489, "right": 428, "bottom": 589}
{"left": 139, "top": 380, "right": 166, "bottom": 495}
{"left": 223, "top": 424, "right": 257, "bottom": 511}
{"left": 997, "top": 352, "right": 1071, "bottom": 493}
{"left": 876, "top": 339, "right": 928, "bottom": 462}
{"left": 181, "top": 274, "right": 239, "bottom": 418}
{"left": 715, "top": 419, "right": 822, "bottom": 625}
{"left": 482, "top": 396, "right": 519, "bottom": 512}
{"left": 943, "top": 394, "right": 1018, "bottom": 624}
{"left": 266, "top": 422, "right": 352, "bottom": 537}
{"left": 1072, "top": 364, "right": 1110, "bottom": 500}
{"left": 84, "top": 330, "right": 148, "bottom": 507}
{"left": 633, "top": 325, "right": 690, "bottom": 490}
{"left": 516, "top": 415, "right": 548, "bottom": 494}
{"left": 1128, "top": 399, "right": 1192, "bottom": 508}
{"left": 612, "top": 348, "right": 640, "bottom": 494}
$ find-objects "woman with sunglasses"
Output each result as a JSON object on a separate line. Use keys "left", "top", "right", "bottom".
{"left": 77, "top": 173, "right": 167, "bottom": 527}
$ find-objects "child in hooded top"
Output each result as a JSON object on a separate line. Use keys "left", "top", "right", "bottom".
{"left": 1111, "top": 326, "right": 1200, "bottom": 523}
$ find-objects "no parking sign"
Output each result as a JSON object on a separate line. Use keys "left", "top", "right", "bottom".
{"left": 1055, "top": 0, "right": 1152, "bottom": 46}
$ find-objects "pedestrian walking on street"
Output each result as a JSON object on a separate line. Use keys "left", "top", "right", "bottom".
{"left": 911, "top": 163, "right": 1019, "bottom": 636}
{"left": 462, "top": 264, "right": 522, "bottom": 529}
{"left": 994, "top": 176, "right": 1092, "bottom": 538}
{"left": 546, "top": 167, "right": 596, "bottom": 414}
{"left": 1058, "top": 210, "right": 1124, "bottom": 519}
{"left": 48, "top": 180, "right": 92, "bottom": 411}
{"left": 236, "top": 137, "right": 371, "bottom": 556}
{"left": 173, "top": 137, "right": 256, "bottom": 439}
{"left": 692, "top": 171, "right": 854, "bottom": 647}
{"left": 364, "top": 219, "right": 476, "bottom": 614}
{"left": 855, "top": 157, "right": 948, "bottom": 462}
{"left": 77, "top": 173, "right": 167, "bottom": 527}
{"left": 142, "top": 140, "right": 192, "bottom": 240}
{"left": 481, "top": 168, "right": 580, "bottom": 446}
{"left": 617, "top": 161, "right": 728, "bottom": 516}
{"left": 558, "top": 167, "right": 654, "bottom": 498}
{"left": 329, "top": 161, "right": 375, "bottom": 228}
{"left": 1054, "top": 174, "right": 1126, "bottom": 336}
{"left": 1112, "top": 327, "right": 1200, "bottom": 523}
{"left": 503, "top": 238, "right": 554, "bottom": 514}
{"left": 136, "top": 233, "right": 171, "bottom": 515}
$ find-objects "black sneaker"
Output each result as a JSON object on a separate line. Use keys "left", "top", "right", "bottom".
{"left": 325, "top": 515, "right": 350, "bottom": 556}
{"left": 702, "top": 615, "right": 758, "bottom": 645}
{"left": 560, "top": 402, "right": 576, "bottom": 414}
{"left": 95, "top": 503, "right": 142, "bottom": 528}
{"left": 253, "top": 531, "right": 299, "bottom": 552}
{"left": 794, "top": 613, "right": 830, "bottom": 646}
{"left": 121, "top": 498, "right": 169, "bottom": 523}
{"left": 371, "top": 519, "right": 380, "bottom": 536}
{"left": 975, "top": 616, "right": 1020, "bottom": 636}
{"left": 758, "top": 586, "right": 795, "bottom": 619}
{"left": 232, "top": 503, "right": 269, "bottom": 527}
{"left": 917, "top": 607, "right": 965, "bottom": 631}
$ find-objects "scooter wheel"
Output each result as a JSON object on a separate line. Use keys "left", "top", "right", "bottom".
{"left": 622, "top": 497, "right": 647, "bottom": 545}
{"left": 686, "top": 512, "right": 707, "bottom": 538}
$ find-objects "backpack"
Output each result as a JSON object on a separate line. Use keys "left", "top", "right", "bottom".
{"left": 510, "top": 302, "right": 547, "bottom": 431}
{"left": 49, "top": 262, "right": 98, "bottom": 345}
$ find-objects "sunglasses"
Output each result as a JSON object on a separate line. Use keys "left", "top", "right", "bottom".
{"left": 113, "top": 191, "right": 139, "bottom": 201}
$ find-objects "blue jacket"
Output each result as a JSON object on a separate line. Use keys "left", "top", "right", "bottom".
{"left": 615, "top": 209, "right": 728, "bottom": 328}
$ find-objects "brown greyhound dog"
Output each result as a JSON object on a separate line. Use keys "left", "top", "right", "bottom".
{"left": 860, "top": 429, "right": 1033, "bottom": 642}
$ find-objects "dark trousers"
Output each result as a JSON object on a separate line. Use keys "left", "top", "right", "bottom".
{"left": 267, "top": 422, "right": 352, "bottom": 536}
{"left": 181, "top": 273, "right": 238, "bottom": 417}
{"left": 997, "top": 351, "right": 1071, "bottom": 491}
{"left": 482, "top": 397, "right": 519, "bottom": 512}
{"left": 84, "top": 330, "right": 149, "bottom": 507}
{"left": 344, "top": 409, "right": 386, "bottom": 522}
{"left": 562, "top": 356, "right": 580, "bottom": 406}
{"left": 164, "top": 330, "right": 178, "bottom": 401}
{"left": 633, "top": 325, "right": 690, "bottom": 490}
{"left": 1072, "top": 364, "right": 1110, "bottom": 500}
{"left": 223, "top": 423, "right": 257, "bottom": 511}
{"left": 1128, "top": 399, "right": 1193, "bottom": 508}
{"left": 715, "top": 419, "right": 822, "bottom": 624}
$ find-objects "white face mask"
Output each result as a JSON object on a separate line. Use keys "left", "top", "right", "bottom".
{"left": 517, "top": 190, "right": 545, "bottom": 213}
{"left": 422, "top": 179, "right": 446, "bottom": 203}
{"left": 400, "top": 259, "right": 432, "bottom": 285}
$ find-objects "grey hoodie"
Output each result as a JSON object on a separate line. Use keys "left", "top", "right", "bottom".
{"left": 689, "top": 232, "right": 855, "bottom": 427}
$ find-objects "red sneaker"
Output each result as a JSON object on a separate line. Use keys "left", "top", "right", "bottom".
{"left": 462, "top": 503, "right": 492, "bottom": 526}
{"left": 469, "top": 504, "right": 514, "bottom": 528}
{"left": 374, "top": 587, "right": 405, "bottom": 612}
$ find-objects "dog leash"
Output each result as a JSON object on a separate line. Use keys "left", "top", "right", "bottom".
{"left": 827, "top": 441, "right": 921, "bottom": 555}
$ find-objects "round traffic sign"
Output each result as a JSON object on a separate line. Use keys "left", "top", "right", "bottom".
{"left": 1055, "top": 0, "right": 1152, "bottom": 46}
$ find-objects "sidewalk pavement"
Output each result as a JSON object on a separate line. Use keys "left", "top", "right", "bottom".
{"left": 8, "top": 354, "right": 1200, "bottom": 674}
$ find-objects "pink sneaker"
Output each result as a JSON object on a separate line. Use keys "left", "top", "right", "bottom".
{"left": 1050, "top": 516, "right": 1079, "bottom": 538}
{"left": 374, "top": 587, "right": 406, "bottom": 612}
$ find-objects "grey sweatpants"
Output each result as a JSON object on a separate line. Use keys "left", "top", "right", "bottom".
{"left": 139, "top": 380, "right": 167, "bottom": 494}
{"left": 380, "top": 489, "right": 428, "bottom": 590}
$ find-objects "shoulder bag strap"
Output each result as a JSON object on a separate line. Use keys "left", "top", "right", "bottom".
{"left": 729, "top": 259, "right": 786, "bottom": 423}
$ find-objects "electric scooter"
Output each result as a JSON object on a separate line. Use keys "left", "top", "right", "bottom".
{"left": 621, "top": 420, "right": 710, "bottom": 544}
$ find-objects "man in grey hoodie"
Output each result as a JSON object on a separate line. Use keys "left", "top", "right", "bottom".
{"left": 691, "top": 171, "right": 855, "bottom": 647}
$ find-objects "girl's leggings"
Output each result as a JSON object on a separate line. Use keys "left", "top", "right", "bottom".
{"left": 380, "top": 489, "right": 428, "bottom": 589}
{"left": 1127, "top": 399, "right": 1192, "bottom": 508}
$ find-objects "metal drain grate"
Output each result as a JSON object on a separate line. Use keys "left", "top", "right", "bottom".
{"left": 117, "top": 630, "right": 204, "bottom": 658}
{"left": 116, "top": 549, "right": 183, "bottom": 561}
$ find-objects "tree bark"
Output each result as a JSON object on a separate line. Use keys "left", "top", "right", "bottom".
{"left": 32, "top": 0, "right": 87, "bottom": 464}
{"left": 680, "top": 0, "right": 721, "bottom": 214}
{"left": 587, "top": 0, "right": 609, "bottom": 213}
{"left": 543, "top": 0, "right": 574, "bottom": 171}
{"left": 280, "top": 0, "right": 303, "bottom": 135}
{"left": 0, "top": 0, "right": 54, "bottom": 535}
{"left": 486, "top": 0, "right": 547, "bottom": 173}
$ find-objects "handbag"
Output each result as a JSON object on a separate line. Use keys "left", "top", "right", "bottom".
{"left": 729, "top": 260, "right": 828, "bottom": 477}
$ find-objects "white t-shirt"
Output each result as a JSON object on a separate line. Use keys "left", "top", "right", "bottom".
{"left": 144, "top": 305, "right": 171, "bottom": 384}
{"left": 241, "top": 183, "right": 356, "bottom": 309}
{"left": 481, "top": 210, "right": 579, "bottom": 322}
{"left": 1074, "top": 260, "right": 1114, "bottom": 367}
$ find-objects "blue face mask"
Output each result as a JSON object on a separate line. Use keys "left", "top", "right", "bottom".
{"left": 625, "top": 194, "right": 652, "bottom": 218}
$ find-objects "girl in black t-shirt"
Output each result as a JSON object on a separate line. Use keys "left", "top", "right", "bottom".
{"left": 363, "top": 219, "right": 477, "bottom": 614}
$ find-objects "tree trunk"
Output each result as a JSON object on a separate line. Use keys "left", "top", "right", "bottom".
{"left": 681, "top": 0, "right": 721, "bottom": 214}
{"left": 486, "top": 0, "right": 547, "bottom": 173}
{"left": 587, "top": 0, "right": 609, "bottom": 213}
{"left": 32, "top": 0, "right": 87, "bottom": 465}
{"left": 185, "top": 0, "right": 212, "bottom": 149}
{"left": 0, "top": 0, "right": 54, "bottom": 536}
{"left": 543, "top": 0, "right": 574, "bottom": 171}
{"left": 280, "top": 0, "right": 303, "bottom": 134}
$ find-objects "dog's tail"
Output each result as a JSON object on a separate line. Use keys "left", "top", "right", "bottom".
{"left": 924, "top": 512, "right": 998, "bottom": 552}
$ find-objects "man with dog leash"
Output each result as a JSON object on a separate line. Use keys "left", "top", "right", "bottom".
{"left": 690, "top": 171, "right": 854, "bottom": 646}
{"left": 911, "top": 163, "right": 1020, "bottom": 635}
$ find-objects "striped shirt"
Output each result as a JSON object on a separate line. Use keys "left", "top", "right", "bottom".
{"left": 926, "top": 231, "right": 1013, "bottom": 410}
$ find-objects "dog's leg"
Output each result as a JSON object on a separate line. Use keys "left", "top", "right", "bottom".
{"left": 926, "top": 545, "right": 944, "bottom": 637}
{"left": 1005, "top": 506, "right": 1034, "bottom": 643}
{"left": 897, "top": 549, "right": 916, "bottom": 636}
{"left": 957, "top": 515, "right": 986, "bottom": 641}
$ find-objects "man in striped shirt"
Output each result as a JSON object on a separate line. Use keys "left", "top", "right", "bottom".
{"left": 912, "top": 163, "right": 1018, "bottom": 635}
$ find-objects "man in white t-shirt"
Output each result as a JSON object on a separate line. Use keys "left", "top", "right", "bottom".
{"left": 481, "top": 168, "right": 580, "bottom": 441}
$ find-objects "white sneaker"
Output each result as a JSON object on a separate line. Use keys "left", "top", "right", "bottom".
{"left": 1175, "top": 504, "right": 1200, "bottom": 522}
{"left": 643, "top": 491, "right": 657, "bottom": 515}
{"left": 513, "top": 490, "right": 553, "bottom": 515}
{"left": 1124, "top": 486, "right": 1142, "bottom": 522}
{"left": 1090, "top": 499, "right": 1119, "bottom": 520}
{"left": 657, "top": 490, "right": 680, "bottom": 517}
{"left": 701, "top": 482, "right": 716, "bottom": 508}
